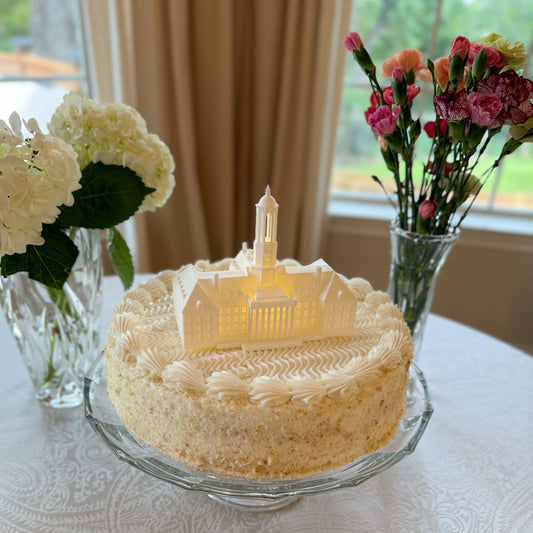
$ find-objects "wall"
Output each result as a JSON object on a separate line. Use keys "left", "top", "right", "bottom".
{"left": 323, "top": 216, "right": 533, "bottom": 354}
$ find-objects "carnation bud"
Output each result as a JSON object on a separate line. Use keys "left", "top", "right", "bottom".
{"left": 458, "top": 174, "right": 482, "bottom": 204}
{"left": 377, "top": 135, "right": 389, "bottom": 151}
{"left": 409, "top": 119, "right": 421, "bottom": 142}
{"left": 391, "top": 66, "right": 405, "bottom": 82}
{"left": 343, "top": 32, "right": 363, "bottom": 52}
{"left": 384, "top": 127, "right": 405, "bottom": 153}
{"left": 380, "top": 144, "right": 397, "bottom": 172}
{"left": 448, "top": 36, "right": 470, "bottom": 86}
{"left": 416, "top": 200, "right": 437, "bottom": 233}
{"left": 449, "top": 53, "right": 466, "bottom": 85}
{"left": 392, "top": 66, "right": 408, "bottom": 105}
{"left": 466, "top": 123, "right": 487, "bottom": 149}
{"left": 418, "top": 199, "right": 437, "bottom": 219}
{"left": 448, "top": 120, "right": 465, "bottom": 143}
{"left": 344, "top": 32, "right": 376, "bottom": 76}
{"left": 355, "top": 46, "right": 376, "bottom": 77}
{"left": 471, "top": 48, "right": 488, "bottom": 80}
{"left": 450, "top": 36, "right": 470, "bottom": 60}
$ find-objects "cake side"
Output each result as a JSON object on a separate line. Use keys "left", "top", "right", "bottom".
{"left": 106, "top": 350, "right": 410, "bottom": 479}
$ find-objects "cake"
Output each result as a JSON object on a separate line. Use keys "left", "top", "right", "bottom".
{"left": 105, "top": 188, "right": 413, "bottom": 479}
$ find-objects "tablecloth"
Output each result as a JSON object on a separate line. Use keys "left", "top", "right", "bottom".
{"left": 1, "top": 275, "right": 532, "bottom": 532}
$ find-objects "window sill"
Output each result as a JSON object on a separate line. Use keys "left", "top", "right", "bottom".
{"left": 328, "top": 190, "right": 533, "bottom": 237}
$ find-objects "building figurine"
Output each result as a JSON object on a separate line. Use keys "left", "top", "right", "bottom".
{"left": 173, "top": 187, "right": 357, "bottom": 351}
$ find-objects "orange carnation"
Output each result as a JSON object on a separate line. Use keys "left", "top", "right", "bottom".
{"left": 433, "top": 57, "right": 450, "bottom": 90}
{"left": 382, "top": 49, "right": 431, "bottom": 82}
{"left": 433, "top": 56, "right": 465, "bottom": 91}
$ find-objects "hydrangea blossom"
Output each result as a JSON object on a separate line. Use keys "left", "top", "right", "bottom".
{"left": 48, "top": 92, "right": 175, "bottom": 212}
{"left": 0, "top": 113, "right": 81, "bottom": 257}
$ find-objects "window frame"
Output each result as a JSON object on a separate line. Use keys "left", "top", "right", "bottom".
{"left": 0, "top": 0, "right": 94, "bottom": 117}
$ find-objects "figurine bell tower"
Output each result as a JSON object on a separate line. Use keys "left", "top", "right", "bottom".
{"left": 252, "top": 186, "right": 278, "bottom": 284}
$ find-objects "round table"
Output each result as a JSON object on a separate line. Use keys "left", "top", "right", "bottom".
{"left": 1, "top": 275, "right": 531, "bottom": 532}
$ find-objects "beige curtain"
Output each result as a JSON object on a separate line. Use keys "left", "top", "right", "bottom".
{"left": 87, "top": 0, "right": 350, "bottom": 272}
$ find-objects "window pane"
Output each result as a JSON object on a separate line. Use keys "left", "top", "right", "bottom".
{"left": 333, "top": 0, "right": 533, "bottom": 214}
{"left": 0, "top": 0, "right": 86, "bottom": 130}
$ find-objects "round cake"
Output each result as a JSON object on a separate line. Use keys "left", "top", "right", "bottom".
{"left": 105, "top": 264, "right": 413, "bottom": 479}
{"left": 105, "top": 189, "right": 413, "bottom": 479}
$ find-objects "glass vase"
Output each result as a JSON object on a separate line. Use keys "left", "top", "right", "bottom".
{"left": 388, "top": 219, "right": 460, "bottom": 361}
{"left": 0, "top": 228, "right": 103, "bottom": 408}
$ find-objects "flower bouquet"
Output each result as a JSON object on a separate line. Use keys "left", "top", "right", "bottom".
{"left": 0, "top": 92, "right": 175, "bottom": 406}
{"left": 344, "top": 31, "right": 532, "bottom": 355}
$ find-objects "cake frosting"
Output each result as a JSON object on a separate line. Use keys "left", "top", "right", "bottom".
{"left": 105, "top": 188, "right": 413, "bottom": 479}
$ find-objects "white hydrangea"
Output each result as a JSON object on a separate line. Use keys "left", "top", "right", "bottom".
{"left": 48, "top": 91, "right": 175, "bottom": 212}
{"left": 0, "top": 113, "right": 81, "bottom": 257}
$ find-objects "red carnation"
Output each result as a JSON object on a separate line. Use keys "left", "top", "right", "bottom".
{"left": 423, "top": 119, "right": 448, "bottom": 138}
{"left": 451, "top": 36, "right": 470, "bottom": 60}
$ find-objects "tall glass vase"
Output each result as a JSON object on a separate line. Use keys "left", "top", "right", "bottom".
{"left": 0, "top": 228, "right": 103, "bottom": 408}
{"left": 388, "top": 219, "right": 460, "bottom": 362}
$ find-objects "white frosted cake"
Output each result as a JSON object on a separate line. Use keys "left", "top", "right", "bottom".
{"left": 105, "top": 188, "right": 413, "bottom": 479}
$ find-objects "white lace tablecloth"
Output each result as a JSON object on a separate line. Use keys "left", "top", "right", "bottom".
{"left": 1, "top": 275, "right": 532, "bottom": 533}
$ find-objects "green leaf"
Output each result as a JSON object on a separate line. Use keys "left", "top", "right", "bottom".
{"left": 0, "top": 226, "right": 79, "bottom": 289}
{"left": 107, "top": 226, "right": 134, "bottom": 290}
{"left": 54, "top": 162, "right": 155, "bottom": 229}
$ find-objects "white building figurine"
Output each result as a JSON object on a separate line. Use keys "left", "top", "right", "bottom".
{"left": 173, "top": 187, "right": 357, "bottom": 351}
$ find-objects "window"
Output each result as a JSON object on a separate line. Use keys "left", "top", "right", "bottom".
{"left": 0, "top": 0, "right": 142, "bottom": 265}
{"left": 0, "top": 0, "right": 91, "bottom": 130}
{"left": 330, "top": 0, "right": 533, "bottom": 233}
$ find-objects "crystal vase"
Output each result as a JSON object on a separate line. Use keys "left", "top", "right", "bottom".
{"left": 0, "top": 228, "right": 103, "bottom": 408}
{"left": 388, "top": 219, "right": 460, "bottom": 361}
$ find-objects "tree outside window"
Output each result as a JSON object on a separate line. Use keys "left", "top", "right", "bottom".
{"left": 0, "top": 0, "right": 89, "bottom": 129}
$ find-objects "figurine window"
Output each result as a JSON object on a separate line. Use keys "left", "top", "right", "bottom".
{"left": 265, "top": 213, "right": 273, "bottom": 242}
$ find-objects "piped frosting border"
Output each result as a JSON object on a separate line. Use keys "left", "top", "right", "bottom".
{"left": 106, "top": 263, "right": 413, "bottom": 407}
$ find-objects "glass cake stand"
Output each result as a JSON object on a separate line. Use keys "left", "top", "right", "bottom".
{"left": 84, "top": 353, "right": 433, "bottom": 511}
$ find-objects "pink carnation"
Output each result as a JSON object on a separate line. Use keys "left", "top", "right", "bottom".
{"left": 405, "top": 85, "right": 421, "bottom": 103}
{"left": 476, "top": 70, "right": 533, "bottom": 127}
{"left": 379, "top": 85, "right": 421, "bottom": 105}
{"left": 367, "top": 105, "right": 401, "bottom": 136}
{"left": 344, "top": 32, "right": 363, "bottom": 52}
{"left": 381, "top": 87, "right": 395, "bottom": 105}
{"left": 467, "top": 43, "right": 504, "bottom": 68}
{"left": 467, "top": 92, "right": 503, "bottom": 126}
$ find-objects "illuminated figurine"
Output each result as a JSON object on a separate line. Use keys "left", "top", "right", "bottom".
{"left": 173, "top": 187, "right": 357, "bottom": 350}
